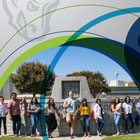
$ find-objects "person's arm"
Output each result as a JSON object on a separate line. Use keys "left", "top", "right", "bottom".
{"left": 112, "top": 103, "right": 121, "bottom": 112}
{"left": 122, "top": 103, "right": 127, "bottom": 120}
{"left": 94, "top": 104, "right": 98, "bottom": 120}
{"left": 89, "top": 106, "right": 91, "bottom": 120}
{"left": 5, "top": 104, "right": 8, "bottom": 116}
{"left": 7, "top": 102, "right": 12, "bottom": 120}
{"left": 63, "top": 99, "right": 70, "bottom": 109}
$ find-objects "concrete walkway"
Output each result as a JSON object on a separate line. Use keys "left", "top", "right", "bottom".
{"left": 40, "top": 136, "right": 105, "bottom": 140}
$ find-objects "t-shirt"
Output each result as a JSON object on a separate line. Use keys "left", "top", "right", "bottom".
{"left": 94, "top": 103, "right": 102, "bottom": 119}
{"left": 64, "top": 97, "right": 79, "bottom": 113}
{"left": 28, "top": 104, "right": 40, "bottom": 114}
{"left": 0, "top": 103, "right": 8, "bottom": 117}
{"left": 46, "top": 105, "right": 55, "bottom": 114}
{"left": 114, "top": 103, "right": 122, "bottom": 114}
{"left": 123, "top": 102, "right": 133, "bottom": 114}
{"left": 79, "top": 105, "right": 91, "bottom": 116}
{"left": 8, "top": 99, "right": 22, "bottom": 115}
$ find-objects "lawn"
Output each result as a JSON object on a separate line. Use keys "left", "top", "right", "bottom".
{"left": 102, "top": 134, "right": 140, "bottom": 140}
{"left": 0, "top": 137, "right": 41, "bottom": 140}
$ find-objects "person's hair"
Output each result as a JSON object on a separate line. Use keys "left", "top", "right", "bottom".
{"left": 31, "top": 97, "right": 39, "bottom": 105}
{"left": 0, "top": 96, "right": 4, "bottom": 100}
{"left": 48, "top": 98, "right": 55, "bottom": 109}
{"left": 81, "top": 98, "right": 88, "bottom": 107}
{"left": 125, "top": 96, "right": 130, "bottom": 103}
{"left": 11, "top": 92, "right": 17, "bottom": 97}
{"left": 96, "top": 98, "right": 101, "bottom": 103}
{"left": 138, "top": 97, "right": 140, "bottom": 101}
{"left": 113, "top": 97, "right": 120, "bottom": 109}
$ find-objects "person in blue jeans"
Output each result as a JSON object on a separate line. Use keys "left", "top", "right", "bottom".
{"left": 111, "top": 97, "right": 122, "bottom": 136}
{"left": 79, "top": 98, "right": 91, "bottom": 137}
{"left": 123, "top": 96, "right": 135, "bottom": 134}
{"left": 135, "top": 97, "right": 140, "bottom": 127}
{"left": 27, "top": 97, "right": 40, "bottom": 137}
{"left": 94, "top": 98, "right": 104, "bottom": 136}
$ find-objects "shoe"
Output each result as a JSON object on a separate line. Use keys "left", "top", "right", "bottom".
{"left": 88, "top": 133, "right": 91, "bottom": 137}
{"left": 129, "top": 129, "right": 134, "bottom": 134}
{"left": 125, "top": 131, "right": 129, "bottom": 134}
{"left": 70, "top": 135, "right": 74, "bottom": 139}
{"left": 97, "top": 130, "right": 100, "bottom": 136}
{"left": 4, "top": 134, "right": 9, "bottom": 136}
{"left": 14, "top": 134, "right": 18, "bottom": 137}
{"left": 69, "top": 123, "right": 71, "bottom": 127}
{"left": 83, "top": 133, "right": 87, "bottom": 137}
{"left": 99, "top": 132, "right": 102, "bottom": 136}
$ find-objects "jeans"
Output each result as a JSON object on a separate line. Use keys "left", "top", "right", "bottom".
{"left": 113, "top": 114, "right": 122, "bottom": 132}
{"left": 30, "top": 113, "right": 39, "bottom": 135}
{"left": 81, "top": 115, "right": 90, "bottom": 133}
{"left": 125, "top": 113, "right": 135, "bottom": 131}
{"left": 12, "top": 115, "right": 21, "bottom": 135}
{"left": 45, "top": 113, "right": 57, "bottom": 134}
{"left": 98, "top": 118, "right": 104, "bottom": 132}
{"left": 0, "top": 117, "right": 7, "bottom": 135}
{"left": 135, "top": 113, "right": 140, "bottom": 126}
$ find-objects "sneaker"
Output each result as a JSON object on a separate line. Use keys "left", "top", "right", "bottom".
{"left": 69, "top": 123, "right": 71, "bottom": 127}
{"left": 97, "top": 130, "right": 100, "bottom": 136}
{"left": 70, "top": 135, "right": 74, "bottom": 139}
{"left": 99, "top": 132, "right": 102, "bottom": 136}
{"left": 125, "top": 131, "right": 129, "bottom": 134}
{"left": 129, "top": 129, "right": 134, "bottom": 134}
{"left": 14, "top": 134, "right": 18, "bottom": 137}
{"left": 4, "top": 134, "right": 9, "bottom": 136}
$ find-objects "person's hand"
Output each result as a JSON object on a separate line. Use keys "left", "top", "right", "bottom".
{"left": 80, "top": 117, "right": 82, "bottom": 121}
{"left": 5, "top": 112, "right": 8, "bottom": 116}
{"left": 10, "top": 116, "right": 12, "bottom": 120}
{"left": 67, "top": 102, "right": 70, "bottom": 107}
{"left": 124, "top": 115, "right": 127, "bottom": 120}
{"left": 21, "top": 98, "right": 25, "bottom": 103}
{"left": 89, "top": 117, "right": 91, "bottom": 120}
{"left": 95, "top": 117, "right": 98, "bottom": 121}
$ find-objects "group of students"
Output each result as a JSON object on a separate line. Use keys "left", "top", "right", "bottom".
{"left": 0, "top": 91, "right": 140, "bottom": 139}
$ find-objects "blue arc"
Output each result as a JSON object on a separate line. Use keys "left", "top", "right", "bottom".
{"left": 49, "top": 7, "right": 140, "bottom": 72}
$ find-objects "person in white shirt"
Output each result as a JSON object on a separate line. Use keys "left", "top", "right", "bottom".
{"left": 94, "top": 98, "right": 104, "bottom": 136}
{"left": 123, "top": 96, "right": 135, "bottom": 134}
{"left": 135, "top": 97, "right": 140, "bottom": 127}
{"left": 111, "top": 97, "right": 122, "bottom": 136}
{"left": 0, "top": 96, "right": 8, "bottom": 137}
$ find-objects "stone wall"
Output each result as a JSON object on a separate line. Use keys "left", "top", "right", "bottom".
{"left": 2, "top": 97, "right": 140, "bottom": 136}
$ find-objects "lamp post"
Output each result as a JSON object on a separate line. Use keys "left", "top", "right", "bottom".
{"left": 115, "top": 72, "right": 119, "bottom": 86}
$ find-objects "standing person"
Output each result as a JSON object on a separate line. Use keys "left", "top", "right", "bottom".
{"left": 0, "top": 96, "right": 8, "bottom": 137}
{"left": 123, "top": 96, "right": 135, "bottom": 134}
{"left": 63, "top": 90, "right": 79, "bottom": 139}
{"left": 8, "top": 92, "right": 24, "bottom": 137}
{"left": 111, "top": 97, "right": 122, "bottom": 136}
{"left": 135, "top": 97, "right": 140, "bottom": 128}
{"left": 94, "top": 98, "right": 104, "bottom": 136}
{"left": 27, "top": 97, "right": 40, "bottom": 137}
{"left": 79, "top": 98, "right": 91, "bottom": 137}
{"left": 45, "top": 98, "right": 59, "bottom": 138}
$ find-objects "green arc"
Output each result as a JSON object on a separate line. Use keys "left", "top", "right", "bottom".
{"left": 0, "top": 35, "right": 140, "bottom": 91}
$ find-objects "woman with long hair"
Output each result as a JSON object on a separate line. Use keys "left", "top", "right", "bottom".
{"left": 94, "top": 98, "right": 104, "bottom": 136}
{"left": 111, "top": 97, "right": 122, "bottom": 136}
{"left": 27, "top": 97, "right": 40, "bottom": 137}
{"left": 45, "top": 98, "right": 59, "bottom": 138}
{"left": 123, "top": 96, "right": 135, "bottom": 134}
{"left": 79, "top": 98, "right": 91, "bottom": 137}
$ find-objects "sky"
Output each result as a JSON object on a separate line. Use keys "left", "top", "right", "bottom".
{"left": 14, "top": 46, "right": 133, "bottom": 82}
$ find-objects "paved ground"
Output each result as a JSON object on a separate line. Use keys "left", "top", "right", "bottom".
{"left": 40, "top": 136, "right": 105, "bottom": 140}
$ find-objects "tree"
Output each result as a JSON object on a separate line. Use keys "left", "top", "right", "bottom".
{"left": 11, "top": 62, "right": 55, "bottom": 97}
{"left": 67, "top": 71, "right": 110, "bottom": 98}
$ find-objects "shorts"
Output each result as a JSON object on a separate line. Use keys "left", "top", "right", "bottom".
{"left": 66, "top": 112, "right": 77, "bottom": 122}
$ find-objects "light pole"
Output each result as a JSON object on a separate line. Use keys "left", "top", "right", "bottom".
{"left": 115, "top": 72, "right": 119, "bottom": 86}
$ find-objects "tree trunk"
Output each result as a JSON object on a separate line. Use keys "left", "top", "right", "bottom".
{"left": 33, "top": 92, "right": 36, "bottom": 97}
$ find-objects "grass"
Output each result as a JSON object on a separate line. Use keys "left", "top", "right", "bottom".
{"left": 0, "top": 137, "right": 41, "bottom": 140}
{"left": 102, "top": 134, "right": 140, "bottom": 140}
